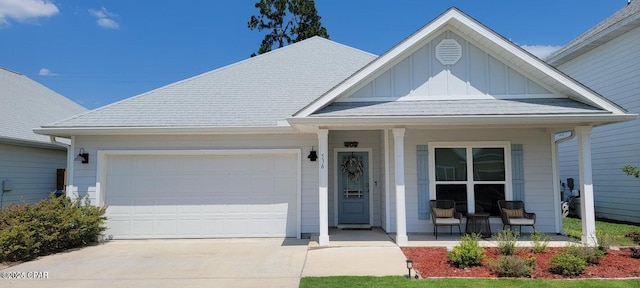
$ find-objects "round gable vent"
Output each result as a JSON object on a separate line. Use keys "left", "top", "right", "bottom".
{"left": 435, "top": 39, "right": 462, "bottom": 65}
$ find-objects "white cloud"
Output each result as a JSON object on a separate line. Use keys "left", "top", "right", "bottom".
{"left": 0, "top": 0, "right": 59, "bottom": 26}
{"left": 97, "top": 17, "right": 119, "bottom": 29}
{"left": 38, "top": 67, "right": 58, "bottom": 76}
{"left": 89, "top": 7, "right": 119, "bottom": 29}
{"left": 521, "top": 45, "right": 562, "bottom": 59}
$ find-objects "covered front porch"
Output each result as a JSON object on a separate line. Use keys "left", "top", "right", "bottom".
{"left": 308, "top": 227, "right": 576, "bottom": 248}
{"left": 310, "top": 126, "right": 599, "bottom": 247}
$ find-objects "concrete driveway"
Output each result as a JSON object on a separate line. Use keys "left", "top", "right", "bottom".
{"left": 0, "top": 238, "right": 309, "bottom": 288}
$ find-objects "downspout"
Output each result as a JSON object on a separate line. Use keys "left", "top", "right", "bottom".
{"left": 553, "top": 131, "right": 575, "bottom": 234}
{"left": 49, "top": 136, "right": 72, "bottom": 197}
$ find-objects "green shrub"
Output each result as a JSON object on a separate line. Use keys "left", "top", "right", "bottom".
{"left": 496, "top": 229, "right": 519, "bottom": 256}
{"left": 491, "top": 255, "right": 532, "bottom": 277}
{"left": 524, "top": 254, "right": 537, "bottom": 267}
{"left": 596, "top": 231, "right": 612, "bottom": 254}
{"left": 0, "top": 195, "right": 106, "bottom": 262}
{"left": 530, "top": 230, "right": 550, "bottom": 253}
{"left": 550, "top": 252, "right": 586, "bottom": 276}
{"left": 566, "top": 243, "right": 605, "bottom": 265}
{"left": 448, "top": 233, "right": 486, "bottom": 268}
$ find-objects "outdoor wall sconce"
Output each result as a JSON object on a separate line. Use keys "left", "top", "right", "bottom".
{"left": 406, "top": 259, "right": 416, "bottom": 279}
{"left": 308, "top": 147, "right": 318, "bottom": 161}
{"left": 75, "top": 148, "right": 89, "bottom": 164}
{"left": 344, "top": 141, "right": 358, "bottom": 148}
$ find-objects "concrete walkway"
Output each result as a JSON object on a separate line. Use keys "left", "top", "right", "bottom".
{"left": 302, "top": 228, "right": 408, "bottom": 277}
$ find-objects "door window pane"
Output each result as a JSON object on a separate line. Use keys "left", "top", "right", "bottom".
{"left": 436, "top": 184, "right": 468, "bottom": 215}
{"left": 472, "top": 148, "right": 505, "bottom": 181}
{"left": 474, "top": 184, "right": 505, "bottom": 216}
{"left": 435, "top": 148, "right": 467, "bottom": 181}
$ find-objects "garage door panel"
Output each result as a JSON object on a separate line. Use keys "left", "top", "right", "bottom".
{"left": 134, "top": 157, "right": 158, "bottom": 174}
{"left": 105, "top": 153, "right": 298, "bottom": 239}
{"left": 132, "top": 220, "right": 154, "bottom": 236}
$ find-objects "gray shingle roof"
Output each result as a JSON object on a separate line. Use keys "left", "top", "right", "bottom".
{"left": 547, "top": 1, "right": 640, "bottom": 65}
{"left": 311, "top": 98, "right": 608, "bottom": 117}
{"left": 0, "top": 67, "right": 87, "bottom": 144}
{"left": 45, "top": 37, "right": 376, "bottom": 129}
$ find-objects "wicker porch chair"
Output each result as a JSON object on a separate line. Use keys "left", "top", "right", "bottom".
{"left": 430, "top": 200, "right": 462, "bottom": 239}
{"left": 497, "top": 200, "right": 536, "bottom": 232}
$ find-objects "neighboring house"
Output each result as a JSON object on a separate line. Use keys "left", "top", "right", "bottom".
{"left": 547, "top": 1, "right": 640, "bottom": 223}
{"left": 0, "top": 67, "right": 87, "bottom": 207}
{"left": 35, "top": 8, "right": 635, "bottom": 246}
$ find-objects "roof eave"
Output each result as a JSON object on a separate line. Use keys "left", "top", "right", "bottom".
{"left": 547, "top": 16, "right": 640, "bottom": 66}
{"left": 34, "top": 125, "right": 299, "bottom": 137}
{"left": 288, "top": 113, "right": 637, "bottom": 128}
{"left": 0, "top": 136, "right": 67, "bottom": 150}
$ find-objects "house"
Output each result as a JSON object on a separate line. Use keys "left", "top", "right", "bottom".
{"left": 35, "top": 8, "right": 635, "bottom": 246}
{"left": 547, "top": 1, "right": 640, "bottom": 224}
{"left": 0, "top": 67, "right": 87, "bottom": 207}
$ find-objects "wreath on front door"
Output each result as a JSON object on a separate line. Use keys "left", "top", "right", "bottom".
{"left": 341, "top": 155, "right": 364, "bottom": 183}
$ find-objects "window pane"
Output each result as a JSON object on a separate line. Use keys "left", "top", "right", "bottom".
{"left": 436, "top": 184, "right": 468, "bottom": 215}
{"left": 474, "top": 184, "right": 505, "bottom": 216}
{"left": 472, "top": 148, "right": 505, "bottom": 181}
{"left": 435, "top": 148, "right": 467, "bottom": 181}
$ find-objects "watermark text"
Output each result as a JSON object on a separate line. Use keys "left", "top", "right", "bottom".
{"left": 1, "top": 271, "right": 49, "bottom": 279}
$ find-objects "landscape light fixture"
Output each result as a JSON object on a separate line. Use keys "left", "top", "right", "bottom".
{"left": 75, "top": 148, "right": 89, "bottom": 164}
{"left": 406, "top": 259, "right": 414, "bottom": 279}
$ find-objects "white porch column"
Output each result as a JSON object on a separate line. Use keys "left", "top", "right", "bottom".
{"left": 393, "top": 128, "right": 408, "bottom": 246}
{"left": 317, "top": 129, "right": 330, "bottom": 246}
{"left": 576, "top": 126, "right": 597, "bottom": 246}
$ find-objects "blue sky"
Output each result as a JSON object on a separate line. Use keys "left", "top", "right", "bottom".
{"left": 0, "top": 0, "right": 629, "bottom": 109}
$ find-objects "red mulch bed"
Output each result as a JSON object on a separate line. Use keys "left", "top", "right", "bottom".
{"left": 402, "top": 247, "right": 640, "bottom": 279}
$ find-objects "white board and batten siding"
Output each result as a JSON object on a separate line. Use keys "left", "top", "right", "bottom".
{"left": 341, "top": 30, "right": 554, "bottom": 102}
{"left": 557, "top": 26, "right": 640, "bottom": 223}
{"left": 0, "top": 143, "right": 66, "bottom": 206}
{"left": 71, "top": 134, "right": 319, "bottom": 239}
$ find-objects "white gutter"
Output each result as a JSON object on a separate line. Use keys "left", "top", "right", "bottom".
{"left": 33, "top": 125, "right": 299, "bottom": 137}
{"left": 289, "top": 114, "right": 636, "bottom": 127}
{"left": 552, "top": 130, "right": 576, "bottom": 234}
{"left": 49, "top": 136, "right": 70, "bottom": 149}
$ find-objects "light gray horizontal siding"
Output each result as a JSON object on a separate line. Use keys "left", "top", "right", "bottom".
{"left": 404, "top": 128, "right": 556, "bottom": 233}
{"left": 557, "top": 26, "right": 640, "bottom": 223}
{"left": 0, "top": 143, "right": 66, "bottom": 207}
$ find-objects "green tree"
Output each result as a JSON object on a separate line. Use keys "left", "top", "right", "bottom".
{"left": 248, "top": 0, "right": 329, "bottom": 56}
{"left": 622, "top": 165, "right": 640, "bottom": 178}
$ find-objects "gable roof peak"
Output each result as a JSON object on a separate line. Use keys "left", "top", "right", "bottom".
{"left": 293, "top": 6, "right": 629, "bottom": 119}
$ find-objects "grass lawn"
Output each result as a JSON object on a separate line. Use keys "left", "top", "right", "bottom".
{"left": 300, "top": 277, "right": 640, "bottom": 288}
{"left": 563, "top": 217, "right": 640, "bottom": 246}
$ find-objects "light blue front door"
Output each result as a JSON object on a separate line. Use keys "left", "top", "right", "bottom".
{"left": 337, "top": 152, "right": 369, "bottom": 224}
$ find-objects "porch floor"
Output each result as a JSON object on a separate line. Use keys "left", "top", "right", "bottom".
{"left": 308, "top": 227, "right": 576, "bottom": 248}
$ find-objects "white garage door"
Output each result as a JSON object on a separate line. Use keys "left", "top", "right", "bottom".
{"left": 104, "top": 152, "right": 299, "bottom": 239}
